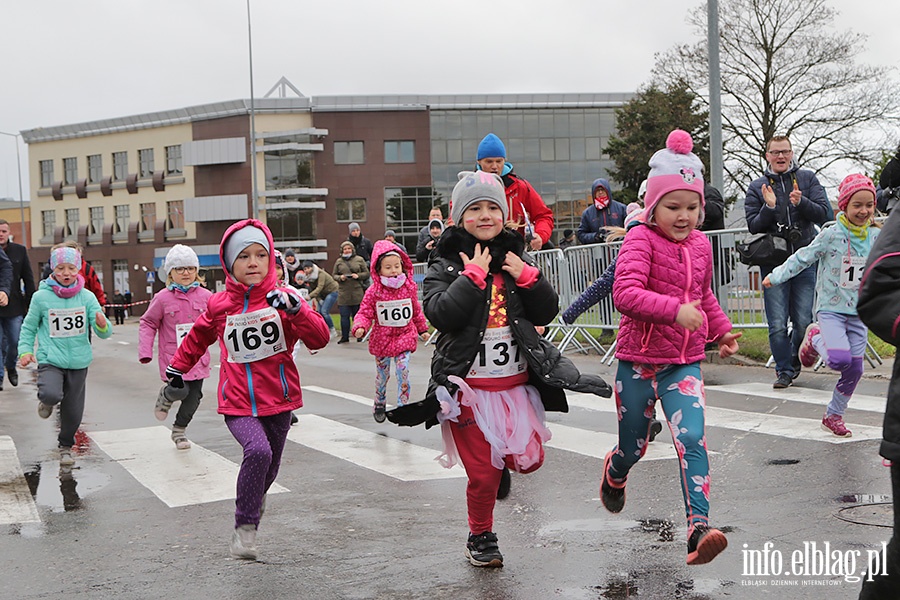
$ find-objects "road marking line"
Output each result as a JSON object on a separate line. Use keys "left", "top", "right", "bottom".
{"left": 89, "top": 426, "right": 288, "bottom": 508}
{"left": 706, "top": 383, "right": 886, "bottom": 414}
{"left": 304, "top": 385, "right": 372, "bottom": 407}
{"left": 289, "top": 415, "right": 465, "bottom": 482}
{"left": 0, "top": 436, "right": 40, "bottom": 525}
{"left": 545, "top": 423, "right": 678, "bottom": 461}
{"left": 565, "top": 391, "right": 880, "bottom": 444}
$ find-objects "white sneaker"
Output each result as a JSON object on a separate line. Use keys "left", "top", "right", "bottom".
{"left": 38, "top": 402, "right": 53, "bottom": 419}
{"left": 59, "top": 447, "right": 75, "bottom": 467}
{"left": 230, "top": 524, "right": 258, "bottom": 560}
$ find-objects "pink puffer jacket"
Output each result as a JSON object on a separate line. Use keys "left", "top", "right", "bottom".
{"left": 139, "top": 285, "right": 213, "bottom": 381}
{"left": 613, "top": 225, "right": 732, "bottom": 364}
{"left": 352, "top": 240, "right": 428, "bottom": 358}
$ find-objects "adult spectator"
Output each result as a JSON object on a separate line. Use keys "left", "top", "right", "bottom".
{"left": 0, "top": 220, "right": 26, "bottom": 388}
{"left": 302, "top": 260, "right": 339, "bottom": 336}
{"left": 347, "top": 222, "right": 374, "bottom": 265}
{"left": 384, "top": 230, "right": 397, "bottom": 245}
{"left": 416, "top": 207, "right": 444, "bottom": 261}
{"left": 745, "top": 135, "right": 832, "bottom": 388}
{"left": 576, "top": 178, "right": 627, "bottom": 244}
{"left": 332, "top": 240, "right": 369, "bottom": 344}
{"left": 558, "top": 229, "right": 577, "bottom": 250}
{"left": 879, "top": 142, "right": 900, "bottom": 214}
{"left": 700, "top": 183, "right": 731, "bottom": 298}
{"left": 113, "top": 289, "right": 126, "bottom": 325}
{"left": 475, "top": 133, "right": 554, "bottom": 251}
{"left": 416, "top": 219, "right": 444, "bottom": 263}
{"left": 283, "top": 249, "right": 304, "bottom": 289}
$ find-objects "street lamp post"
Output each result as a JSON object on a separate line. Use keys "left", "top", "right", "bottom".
{"left": 0, "top": 131, "right": 27, "bottom": 247}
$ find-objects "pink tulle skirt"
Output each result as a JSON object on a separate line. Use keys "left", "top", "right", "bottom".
{"left": 437, "top": 375, "right": 552, "bottom": 472}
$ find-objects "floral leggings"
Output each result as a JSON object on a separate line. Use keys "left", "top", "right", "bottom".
{"left": 374, "top": 351, "right": 411, "bottom": 407}
{"left": 608, "top": 360, "right": 711, "bottom": 528}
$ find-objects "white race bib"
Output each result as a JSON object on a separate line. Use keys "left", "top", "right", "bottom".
{"left": 375, "top": 298, "right": 413, "bottom": 327}
{"left": 175, "top": 323, "right": 193, "bottom": 348}
{"left": 468, "top": 326, "right": 527, "bottom": 378}
{"left": 840, "top": 255, "right": 866, "bottom": 290}
{"left": 224, "top": 307, "right": 287, "bottom": 363}
{"left": 48, "top": 307, "right": 87, "bottom": 339}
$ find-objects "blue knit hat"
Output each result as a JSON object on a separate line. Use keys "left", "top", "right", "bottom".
{"left": 477, "top": 133, "right": 506, "bottom": 160}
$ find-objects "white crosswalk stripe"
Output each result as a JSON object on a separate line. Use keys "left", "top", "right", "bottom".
{"left": 706, "top": 383, "right": 887, "bottom": 414}
{"left": 0, "top": 436, "right": 40, "bottom": 525}
{"left": 89, "top": 426, "right": 288, "bottom": 508}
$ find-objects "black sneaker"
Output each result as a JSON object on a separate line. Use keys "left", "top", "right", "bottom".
{"left": 648, "top": 419, "right": 663, "bottom": 443}
{"left": 336, "top": 338, "right": 349, "bottom": 345}
{"left": 773, "top": 373, "right": 793, "bottom": 389}
{"left": 600, "top": 451, "right": 626, "bottom": 513}
{"left": 466, "top": 531, "right": 504, "bottom": 568}
{"left": 686, "top": 523, "right": 728, "bottom": 565}
{"left": 7, "top": 370, "right": 17, "bottom": 387}
{"left": 373, "top": 403, "right": 386, "bottom": 423}
{"left": 496, "top": 466, "right": 511, "bottom": 500}
{"left": 290, "top": 412, "right": 299, "bottom": 425}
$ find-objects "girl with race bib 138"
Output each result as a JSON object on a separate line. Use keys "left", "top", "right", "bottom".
{"left": 352, "top": 239, "right": 429, "bottom": 423}
{"left": 138, "top": 244, "right": 213, "bottom": 449}
{"left": 763, "top": 173, "right": 881, "bottom": 438}
{"left": 166, "top": 220, "right": 330, "bottom": 561}
{"left": 18, "top": 244, "right": 112, "bottom": 468}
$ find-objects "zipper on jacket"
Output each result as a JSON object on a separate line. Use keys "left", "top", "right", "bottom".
{"left": 680, "top": 244, "right": 693, "bottom": 363}
{"left": 279, "top": 363, "right": 290, "bottom": 401}
{"left": 243, "top": 287, "right": 259, "bottom": 417}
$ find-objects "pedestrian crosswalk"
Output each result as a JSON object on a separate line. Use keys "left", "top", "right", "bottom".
{"left": 0, "top": 381, "right": 885, "bottom": 524}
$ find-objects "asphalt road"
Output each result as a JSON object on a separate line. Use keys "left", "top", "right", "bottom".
{"left": 0, "top": 319, "right": 894, "bottom": 600}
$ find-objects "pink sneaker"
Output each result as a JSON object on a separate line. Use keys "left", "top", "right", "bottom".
{"left": 822, "top": 414, "right": 852, "bottom": 438}
{"left": 798, "top": 323, "right": 821, "bottom": 368}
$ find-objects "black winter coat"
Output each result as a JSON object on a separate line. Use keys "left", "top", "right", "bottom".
{"left": 858, "top": 211, "right": 900, "bottom": 461}
{"left": 387, "top": 227, "right": 611, "bottom": 428}
{"left": 0, "top": 242, "right": 31, "bottom": 317}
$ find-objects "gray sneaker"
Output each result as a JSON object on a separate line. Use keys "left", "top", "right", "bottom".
{"left": 38, "top": 402, "right": 53, "bottom": 419}
{"left": 59, "top": 447, "right": 75, "bottom": 467}
{"left": 230, "top": 524, "right": 258, "bottom": 560}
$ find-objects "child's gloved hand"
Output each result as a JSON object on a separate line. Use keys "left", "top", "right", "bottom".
{"left": 266, "top": 288, "right": 302, "bottom": 314}
{"left": 165, "top": 365, "right": 185, "bottom": 389}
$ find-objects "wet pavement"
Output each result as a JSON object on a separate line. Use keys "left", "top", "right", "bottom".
{"left": 0, "top": 319, "right": 894, "bottom": 599}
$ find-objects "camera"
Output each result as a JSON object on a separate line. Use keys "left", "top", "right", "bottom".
{"left": 778, "top": 223, "right": 803, "bottom": 243}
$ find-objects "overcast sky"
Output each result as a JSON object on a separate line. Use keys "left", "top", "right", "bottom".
{"left": 1, "top": 0, "right": 896, "bottom": 202}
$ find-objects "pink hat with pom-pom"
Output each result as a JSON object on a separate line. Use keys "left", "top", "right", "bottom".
{"left": 643, "top": 130, "right": 705, "bottom": 222}
{"left": 837, "top": 173, "right": 876, "bottom": 212}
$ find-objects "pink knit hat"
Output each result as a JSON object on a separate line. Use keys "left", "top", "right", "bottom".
{"left": 837, "top": 173, "right": 876, "bottom": 212}
{"left": 643, "top": 130, "right": 705, "bottom": 221}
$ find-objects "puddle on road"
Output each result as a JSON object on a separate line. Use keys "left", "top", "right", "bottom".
{"left": 594, "top": 572, "right": 732, "bottom": 599}
{"left": 23, "top": 460, "right": 112, "bottom": 514}
{"left": 766, "top": 458, "right": 801, "bottom": 465}
{"left": 540, "top": 517, "right": 678, "bottom": 542}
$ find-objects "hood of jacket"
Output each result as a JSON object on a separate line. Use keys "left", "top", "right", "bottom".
{"left": 369, "top": 239, "right": 415, "bottom": 289}
{"left": 433, "top": 226, "right": 525, "bottom": 273}
{"left": 763, "top": 160, "right": 800, "bottom": 179}
{"left": 219, "top": 219, "right": 278, "bottom": 302}
{"left": 591, "top": 178, "right": 612, "bottom": 198}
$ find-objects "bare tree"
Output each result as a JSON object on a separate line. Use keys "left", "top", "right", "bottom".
{"left": 653, "top": 0, "right": 899, "bottom": 191}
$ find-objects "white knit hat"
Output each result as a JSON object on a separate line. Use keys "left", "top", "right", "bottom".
{"left": 163, "top": 244, "right": 199, "bottom": 277}
{"left": 643, "top": 130, "right": 705, "bottom": 220}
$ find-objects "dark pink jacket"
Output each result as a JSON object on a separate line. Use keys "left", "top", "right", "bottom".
{"left": 352, "top": 240, "right": 428, "bottom": 358}
{"left": 613, "top": 225, "right": 732, "bottom": 364}
{"left": 170, "top": 219, "right": 330, "bottom": 417}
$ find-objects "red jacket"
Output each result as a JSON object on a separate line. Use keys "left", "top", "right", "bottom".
{"left": 504, "top": 173, "right": 554, "bottom": 245}
{"left": 170, "top": 219, "right": 330, "bottom": 417}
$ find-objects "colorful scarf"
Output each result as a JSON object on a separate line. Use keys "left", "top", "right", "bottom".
{"left": 168, "top": 281, "right": 200, "bottom": 293}
{"left": 47, "top": 273, "right": 85, "bottom": 299}
{"left": 838, "top": 212, "right": 870, "bottom": 241}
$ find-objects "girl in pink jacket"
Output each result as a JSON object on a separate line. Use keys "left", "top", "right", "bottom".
{"left": 139, "top": 244, "right": 213, "bottom": 449}
{"left": 601, "top": 131, "right": 741, "bottom": 566}
{"left": 167, "top": 220, "right": 330, "bottom": 560}
{"left": 353, "top": 240, "right": 429, "bottom": 422}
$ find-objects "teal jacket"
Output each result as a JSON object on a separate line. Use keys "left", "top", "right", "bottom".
{"left": 18, "top": 279, "right": 112, "bottom": 369}
{"left": 768, "top": 215, "right": 880, "bottom": 316}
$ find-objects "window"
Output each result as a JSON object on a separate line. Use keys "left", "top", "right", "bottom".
{"left": 140, "top": 202, "right": 156, "bottom": 233}
{"left": 65, "top": 208, "right": 79, "bottom": 237}
{"left": 165, "top": 145, "right": 182, "bottom": 175}
{"left": 41, "top": 210, "right": 56, "bottom": 239}
{"left": 39, "top": 160, "right": 54, "bottom": 188}
{"left": 114, "top": 204, "right": 129, "bottom": 235}
{"left": 88, "top": 154, "right": 102, "bottom": 183}
{"left": 384, "top": 186, "right": 440, "bottom": 254}
{"left": 138, "top": 148, "right": 155, "bottom": 177}
{"left": 113, "top": 260, "right": 128, "bottom": 294}
{"left": 63, "top": 157, "right": 78, "bottom": 185}
{"left": 335, "top": 198, "right": 366, "bottom": 222}
{"left": 90, "top": 206, "right": 104, "bottom": 236}
{"left": 334, "top": 141, "right": 364, "bottom": 165}
{"left": 166, "top": 200, "right": 184, "bottom": 231}
{"left": 113, "top": 151, "right": 128, "bottom": 181}
{"left": 384, "top": 141, "right": 415, "bottom": 163}
{"left": 266, "top": 208, "right": 317, "bottom": 242}
{"left": 264, "top": 150, "right": 313, "bottom": 189}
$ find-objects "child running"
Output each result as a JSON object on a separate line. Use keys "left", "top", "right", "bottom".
{"left": 406, "top": 170, "right": 610, "bottom": 568}
{"left": 763, "top": 173, "right": 881, "bottom": 437}
{"left": 139, "top": 244, "right": 213, "bottom": 449}
{"left": 352, "top": 239, "right": 429, "bottom": 423}
{"left": 19, "top": 245, "right": 112, "bottom": 466}
{"left": 166, "top": 219, "right": 330, "bottom": 560}
{"left": 601, "top": 130, "right": 741, "bottom": 566}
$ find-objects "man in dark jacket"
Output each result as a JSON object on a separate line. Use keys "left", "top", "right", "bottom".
{"left": 347, "top": 222, "right": 374, "bottom": 265}
{"left": 415, "top": 207, "right": 444, "bottom": 262}
{"left": 744, "top": 135, "right": 832, "bottom": 389}
{"left": 416, "top": 219, "right": 444, "bottom": 263}
{"left": 0, "top": 220, "right": 33, "bottom": 388}
{"left": 879, "top": 142, "right": 900, "bottom": 215}
{"left": 576, "top": 178, "right": 627, "bottom": 244}
{"left": 856, "top": 209, "right": 900, "bottom": 598}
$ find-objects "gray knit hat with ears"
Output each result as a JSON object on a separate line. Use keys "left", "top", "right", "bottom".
{"left": 450, "top": 171, "right": 508, "bottom": 225}
{"left": 163, "top": 244, "right": 199, "bottom": 277}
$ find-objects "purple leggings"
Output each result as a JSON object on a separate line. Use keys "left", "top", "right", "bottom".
{"left": 225, "top": 411, "right": 293, "bottom": 528}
